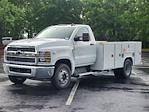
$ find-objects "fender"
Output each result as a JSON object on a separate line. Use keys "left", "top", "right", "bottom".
{"left": 49, "top": 46, "right": 75, "bottom": 74}
{"left": 123, "top": 56, "right": 134, "bottom": 65}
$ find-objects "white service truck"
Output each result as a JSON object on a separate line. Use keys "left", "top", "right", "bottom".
{"left": 3, "top": 24, "right": 142, "bottom": 89}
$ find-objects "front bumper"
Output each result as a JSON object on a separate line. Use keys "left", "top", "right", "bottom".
{"left": 3, "top": 63, "right": 55, "bottom": 79}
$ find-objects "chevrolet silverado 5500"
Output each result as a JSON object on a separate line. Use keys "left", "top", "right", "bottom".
{"left": 3, "top": 24, "right": 142, "bottom": 89}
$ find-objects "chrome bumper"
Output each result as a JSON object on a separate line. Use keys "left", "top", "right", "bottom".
{"left": 3, "top": 63, "right": 55, "bottom": 79}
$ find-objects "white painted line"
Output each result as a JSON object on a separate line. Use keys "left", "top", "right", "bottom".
{"left": 132, "top": 71, "right": 137, "bottom": 75}
{"left": 66, "top": 80, "right": 80, "bottom": 106}
{"left": 0, "top": 73, "right": 6, "bottom": 76}
{"left": 132, "top": 73, "right": 149, "bottom": 85}
{"left": 134, "top": 75, "right": 149, "bottom": 85}
{"left": 134, "top": 66, "right": 149, "bottom": 69}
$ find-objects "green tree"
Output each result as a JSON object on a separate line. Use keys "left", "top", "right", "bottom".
{"left": 1, "top": 0, "right": 149, "bottom": 43}
{"left": 9, "top": 0, "right": 83, "bottom": 38}
{"left": 82, "top": 0, "right": 140, "bottom": 41}
{"left": 0, "top": 0, "right": 25, "bottom": 39}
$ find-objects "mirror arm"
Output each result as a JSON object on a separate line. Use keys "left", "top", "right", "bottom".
{"left": 74, "top": 36, "right": 81, "bottom": 41}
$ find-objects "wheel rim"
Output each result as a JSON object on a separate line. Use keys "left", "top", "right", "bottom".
{"left": 125, "top": 62, "right": 132, "bottom": 76}
{"left": 58, "top": 69, "right": 69, "bottom": 87}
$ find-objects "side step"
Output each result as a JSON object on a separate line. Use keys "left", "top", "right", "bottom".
{"left": 79, "top": 72, "right": 94, "bottom": 77}
{"left": 72, "top": 71, "right": 112, "bottom": 78}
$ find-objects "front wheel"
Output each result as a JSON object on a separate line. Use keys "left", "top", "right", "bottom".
{"left": 52, "top": 64, "right": 71, "bottom": 89}
{"left": 114, "top": 59, "right": 132, "bottom": 79}
{"left": 9, "top": 76, "right": 26, "bottom": 84}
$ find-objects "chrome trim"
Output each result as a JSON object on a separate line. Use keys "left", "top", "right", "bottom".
{"left": 5, "top": 46, "right": 36, "bottom": 64}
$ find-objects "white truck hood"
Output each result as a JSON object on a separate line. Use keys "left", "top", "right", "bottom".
{"left": 8, "top": 38, "right": 71, "bottom": 48}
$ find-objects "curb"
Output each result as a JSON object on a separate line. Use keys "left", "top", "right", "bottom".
{"left": 134, "top": 65, "right": 149, "bottom": 68}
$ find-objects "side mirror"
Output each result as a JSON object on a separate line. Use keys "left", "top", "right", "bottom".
{"left": 82, "top": 33, "right": 90, "bottom": 41}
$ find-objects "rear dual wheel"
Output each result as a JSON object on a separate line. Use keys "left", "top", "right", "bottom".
{"left": 114, "top": 59, "right": 132, "bottom": 79}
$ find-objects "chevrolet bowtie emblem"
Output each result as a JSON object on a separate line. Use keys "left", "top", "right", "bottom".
{"left": 16, "top": 50, "right": 22, "bottom": 55}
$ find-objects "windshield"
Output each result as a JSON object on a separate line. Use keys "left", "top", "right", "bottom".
{"left": 36, "top": 26, "right": 75, "bottom": 39}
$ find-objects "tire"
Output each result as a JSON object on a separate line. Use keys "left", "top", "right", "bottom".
{"left": 52, "top": 64, "right": 71, "bottom": 89}
{"left": 114, "top": 59, "right": 132, "bottom": 79}
{"left": 9, "top": 76, "right": 26, "bottom": 84}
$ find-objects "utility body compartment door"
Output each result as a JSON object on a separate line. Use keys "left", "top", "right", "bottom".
{"left": 103, "top": 44, "right": 114, "bottom": 69}
{"left": 134, "top": 42, "right": 142, "bottom": 65}
{"left": 91, "top": 42, "right": 115, "bottom": 70}
{"left": 115, "top": 43, "right": 123, "bottom": 68}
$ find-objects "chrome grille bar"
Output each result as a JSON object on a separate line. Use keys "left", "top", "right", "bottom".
{"left": 6, "top": 46, "right": 36, "bottom": 64}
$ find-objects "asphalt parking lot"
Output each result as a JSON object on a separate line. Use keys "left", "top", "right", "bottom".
{"left": 0, "top": 53, "right": 149, "bottom": 112}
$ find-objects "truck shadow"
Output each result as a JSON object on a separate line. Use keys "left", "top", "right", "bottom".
{"left": 6, "top": 75, "right": 148, "bottom": 96}
{"left": 79, "top": 75, "right": 149, "bottom": 91}
{"left": 7, "top": 81, "right": 74, "bottom": 97}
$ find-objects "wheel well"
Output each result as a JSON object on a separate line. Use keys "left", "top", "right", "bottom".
{"left": 125, "top": 57, "right": 133, "bottom": 65}
{"left": 55, "top": 59, "right": 72, "bottom": 70}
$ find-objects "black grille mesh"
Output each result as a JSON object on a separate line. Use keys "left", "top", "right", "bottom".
{"left": 7, "top": 47, "right": 35, "bottom": 52}
{"left": 7, "top": 57, "right": 35, "bottom": 63}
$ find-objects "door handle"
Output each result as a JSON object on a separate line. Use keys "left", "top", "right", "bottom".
{"left": 90, "top": 43, "right": 94, "bottom": 45}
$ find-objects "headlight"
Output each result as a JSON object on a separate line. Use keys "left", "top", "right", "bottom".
{"left": 38, "top": 51, "right": 51, "bottom": 63}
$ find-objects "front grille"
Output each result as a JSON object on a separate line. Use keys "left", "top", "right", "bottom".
{"left": 7, "top": 47, "right": 35, "bottom": 52}
{"left": 9, "top": 67, "right": 31, "bottom": 73}
{"left": 7, "top": 57, "right": 35, "bottom": 63}
{"left": 6, "top": 46, "right": 36, "bottom": 64}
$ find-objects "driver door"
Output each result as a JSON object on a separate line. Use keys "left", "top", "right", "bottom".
{"left": 73, "top": 27, "right": 96, "bottom": 67}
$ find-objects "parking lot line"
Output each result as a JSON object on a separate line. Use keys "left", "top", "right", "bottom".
{"left": 66, "top": 80, "right": 80, "bottom": 106}
{"left": 134, "top": 66, "right": 149, "bottom": 69}
{"left": 132, "top": 71, "right": 137, "bottom": 75}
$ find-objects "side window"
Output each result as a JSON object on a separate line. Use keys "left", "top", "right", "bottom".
{"left": 75, "top": 27, "right": 90, "bottom": 41}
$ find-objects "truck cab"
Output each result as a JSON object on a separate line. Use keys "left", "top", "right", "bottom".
{"left": 3, "top": 24, "right": 141, "bottom": 89}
